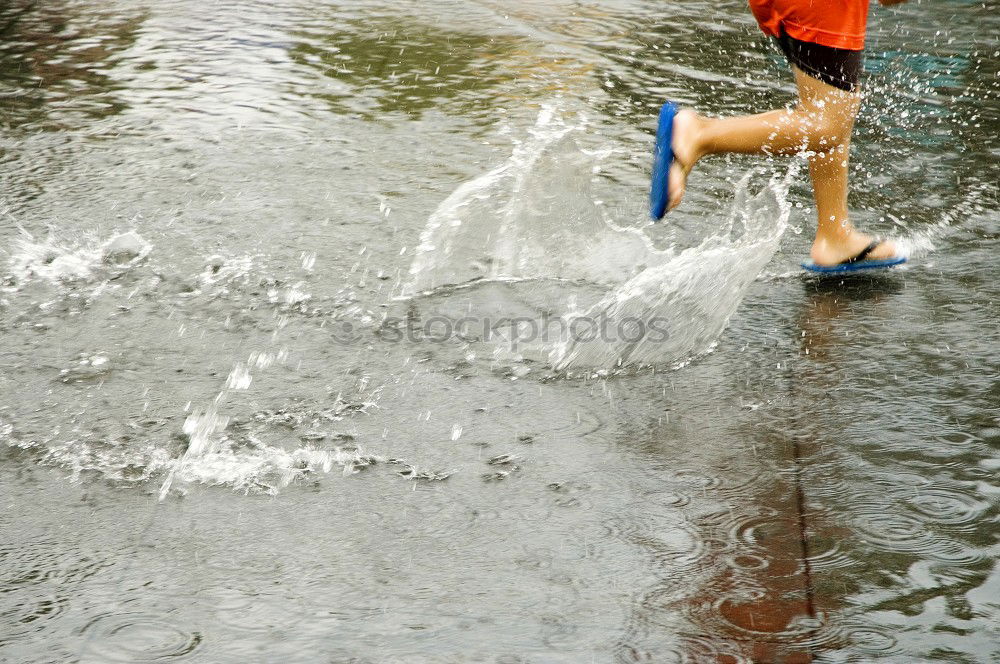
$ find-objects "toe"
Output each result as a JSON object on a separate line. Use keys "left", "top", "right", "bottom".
{"left": 871, "top": 240, "right": 899, "bottom": 260}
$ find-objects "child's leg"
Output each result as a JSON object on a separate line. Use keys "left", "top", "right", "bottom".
{"left": 794, "top": 69, "right": 897, "bottom": 264}
{"left": 669, "top": 66, "right": 897, "bottom": 265}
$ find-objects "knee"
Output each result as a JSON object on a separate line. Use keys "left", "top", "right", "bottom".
{"left": 796, "top": 102, "right": 852, "bottom": 150}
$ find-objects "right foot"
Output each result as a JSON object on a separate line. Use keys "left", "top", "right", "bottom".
{"left": 668, "top": 109, "right": 702, "bottom": 211}
{"left": 810, "top": 235, "right": 900, "bottom": 266}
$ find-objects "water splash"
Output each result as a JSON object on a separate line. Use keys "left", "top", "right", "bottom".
{"left": 5, "top": 229, "right": 151, "bottom": 286}
{"left": 402, "top": 105, "right": 657, "bottom": 295}
{"left": 157, "top": 349, "right": 287, "bottom": 500}
{"left": 18, "top": 432, "right": 382, "bottom": 497}
{"left": 156, "top": 439, "right": 380, "bottom": 496}
{"left": 552, "top": 168, "right": 794, "bottom": 371}
{"left": 402, "top": 106, "right": 795, "bottom": 372}
{"left": 890, "top": 178, "right": 995, "bottom": 259}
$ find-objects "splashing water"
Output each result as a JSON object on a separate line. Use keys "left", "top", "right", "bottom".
{"left": 552, "top": 169, "right": 794, "bottom": 371}
{"left": 157, "top": 349, "right": 287, "bottom": 500}
{"left": 5, "top": 229, "right": 151, "bottom": 286}
{"left": 402, "top": 106, "right": 796, "bottom": 372}
{"left": 0, "top": 224, "right": 392, "bottom": 497}
{"left": 402, "top": 106, "right": 659, "bottom": 294}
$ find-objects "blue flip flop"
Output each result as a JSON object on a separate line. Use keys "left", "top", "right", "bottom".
{"left": 650, "top": 101, "right": 678, "bottom": 221}
{"left": 801, "top": 240, "right": 907, "bottom": 273}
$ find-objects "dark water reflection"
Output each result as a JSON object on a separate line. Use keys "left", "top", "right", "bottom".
{"left": 290, "top": 16, "right": 528, "bottom": 120}
{"left": 0, "top": 0, "right": 145, "bottom": 129}
{"left": 1, "top": 0, "right": 998, "bottom": 662}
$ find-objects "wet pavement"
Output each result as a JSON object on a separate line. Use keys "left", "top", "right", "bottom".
{"left": 1, "top": 0, "right": 998, "bottom": 662}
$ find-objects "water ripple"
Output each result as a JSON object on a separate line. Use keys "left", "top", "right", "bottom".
{"left": 905, "top": 486, "right": 987, "bottom": 529}
{"left": 0, "top": 537, "right": 110, "bottom": 590}
{"left": 0, "top": 591, "right": 69, "bottom": 644}
{"left": 78, "top": 612, "right": 201, "bottom": 662}
{"left": 851, "top": 508, "right": 985, "bottom": 565}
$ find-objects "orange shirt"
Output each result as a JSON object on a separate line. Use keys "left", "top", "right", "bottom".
{"left": 749, "top": 0, "right": 871, "bottom": 50}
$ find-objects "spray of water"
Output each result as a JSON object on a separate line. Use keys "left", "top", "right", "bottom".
{"left": 402, "top": 106, "right": 796, "bottom": 373}
{"left": 552, "top": 168, "right": 794, "bottom": 370}
{"left": 403, "top": 106, "right": 659, "bottom": 295}
{"left": 5, "top": 228, "right": 151, "bottom": 286}
{"left": 157, "top": 349, "right": 285, "bottom": 500}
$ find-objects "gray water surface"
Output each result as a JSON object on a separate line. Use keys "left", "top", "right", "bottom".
{"left": 1, "top": 0, "right": 998, "bottom": 662}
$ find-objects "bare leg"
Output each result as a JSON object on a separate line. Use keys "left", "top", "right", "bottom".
{"left": 668, "top": 66, "right": 897, "bottom": 265}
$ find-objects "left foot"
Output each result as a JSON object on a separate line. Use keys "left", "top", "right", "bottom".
{"left": 810, "top": 235, "right": 899, "bottom": 266}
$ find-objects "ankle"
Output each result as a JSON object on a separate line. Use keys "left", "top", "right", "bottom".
{"left": 688, "top": 113, "right": 709, "bottom": 163}
{"left": 674, "top": 110, "right": 707, "bottom": 166}
{"left": 815, "top": 215, "right": 856, "bottom": 240}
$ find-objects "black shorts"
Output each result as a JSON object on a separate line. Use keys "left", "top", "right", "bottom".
{"left": 774, "top": 33, "right": 864, "bottom": 92}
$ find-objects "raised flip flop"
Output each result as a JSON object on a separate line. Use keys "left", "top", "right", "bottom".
{"left": 801, "top": 240, "right": 907, "bottom": 273}
{"left": 649, "top": 101, "right": 678, "bottom": 221}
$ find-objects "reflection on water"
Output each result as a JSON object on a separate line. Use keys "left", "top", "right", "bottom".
{"left": 798, "top": 275, "right": 904, "bottom": 363}
{"left": 1, "top": 0, "right": 998, "bottom": 662}
{"left": 290, "top": 15, "right": 527, "bottom": 120}
{"left": 0, "top": 0, "right": 145, "bottom": 129}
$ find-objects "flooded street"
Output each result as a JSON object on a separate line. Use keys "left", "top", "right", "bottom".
{"left": 1, "top": 0, "right": 998, "bottom": 661}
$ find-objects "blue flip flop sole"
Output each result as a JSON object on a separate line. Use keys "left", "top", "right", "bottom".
{"left": 801, "top": 256, "right": 907, "bottom": 273}
{"left": 650, "top": 101, "right": 677, "bottom": 221}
